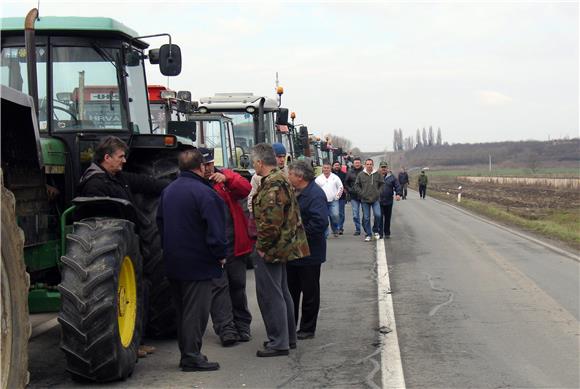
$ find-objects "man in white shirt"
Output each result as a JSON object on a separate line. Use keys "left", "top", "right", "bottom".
{"left": 314, "top": 162, "right": 343, "bottom": 237}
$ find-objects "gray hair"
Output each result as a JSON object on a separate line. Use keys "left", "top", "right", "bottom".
{"left": 178, "top": 149, "right": 203, "bottom": 171}
{"left": 289, "top": 160, "right": 315, "bottom": 182}
{"left": 251, "top": 143, "right": 277, "bottom": 167}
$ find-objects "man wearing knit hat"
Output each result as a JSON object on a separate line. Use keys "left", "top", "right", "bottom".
{"left": 272, "top": 142, "right": 289, "bottom": 176}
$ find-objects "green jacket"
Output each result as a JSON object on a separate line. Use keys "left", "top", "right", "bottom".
{"left": 418, "top": 173, "right": 428, "bottom": 186}
{"left": 354, "top": 169, "right": 383, "bottom": 203}
{"left": 253, "top": 168, "right": 310, "bottom": 263}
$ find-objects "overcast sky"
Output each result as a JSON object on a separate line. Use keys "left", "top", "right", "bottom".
{"left": 2, "top": 0, "right": 578, "bottom": 151}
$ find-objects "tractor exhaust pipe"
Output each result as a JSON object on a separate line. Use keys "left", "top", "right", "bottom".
{"left": 25, "top": 8, "right": 39, "bottom": 116}
{"left": 256, "top": 97, "right": 265, "bottom": 144}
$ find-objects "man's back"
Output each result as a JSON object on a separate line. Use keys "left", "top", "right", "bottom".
{"left": 158, "top": 171, "right": 226, "bottom": 281}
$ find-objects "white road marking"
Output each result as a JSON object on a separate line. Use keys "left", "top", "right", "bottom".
{"left": 376, "top": 239, "right": 406, "bottom": 389}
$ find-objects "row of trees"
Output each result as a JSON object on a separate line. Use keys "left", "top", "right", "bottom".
{"left": 393, "top": 126, "right": 442, "bottom": 151}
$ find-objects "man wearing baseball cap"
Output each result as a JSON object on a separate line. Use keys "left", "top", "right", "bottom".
{"left": 200, "top": 147, "right": 254, "bottom": 347}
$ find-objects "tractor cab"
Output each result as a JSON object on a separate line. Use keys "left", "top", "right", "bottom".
{"left": 197, "top": 92, "right": 294, "bottom": 167}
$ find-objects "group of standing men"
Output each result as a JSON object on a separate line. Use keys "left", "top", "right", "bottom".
{"left": 78, "top": 135, "right": 426, "bottom": 373}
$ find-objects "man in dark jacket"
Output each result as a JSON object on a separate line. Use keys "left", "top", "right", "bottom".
{"left": 78, "top": 135, "right": 167, "bottom": 358}
{"left": 287, "top": 160, "right": 329, "bottom": 340}
{"left": 200, "top": 148, "right": 253, "bottom": 347}
{"left": 332, "top": 161, "right": 347, "bottom": 234}
{"left": 78, "top": 136, "right": 167, "bottom": 202}
{"left": 398, "top": 168, "right": 409, "bottom": 200}
{"left": 156, "top": 149, "right": 227, "bottom": 372}
{"left": 379, "top": 162, "right": 402, "bottom": 238}
{"left": 344, "top": 157, "right": 364, "bottom": 235}
{"left": 418, "top": 170, "right": 428, "bottom": 199}
{"left": 354, "top": 159, "right": 383, "bottom": 242}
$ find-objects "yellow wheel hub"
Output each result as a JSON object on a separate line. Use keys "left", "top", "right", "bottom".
{"left": 117, "top": 256, "right": 137, "bottom": 348}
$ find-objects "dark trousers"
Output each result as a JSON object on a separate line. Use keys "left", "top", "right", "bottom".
{"left": 402, "top": 183, "right": 408, "bottom": 199}
{"left": 211, "top": 255, "right": 252, "bottom": 336}
{"left": 380, "top": 203, "right": 393, "bottom": 237}
{"left": 169, "top": 279, "right": 213, "bottom": 365}
{"left": 287, "top": 264, "right": 321, "bottom": 334}
{"left": 419, "top": 184, "right": 427, "bottom": 198}
{"left": 254, "top": 255, "right": 297, "bottom": 350}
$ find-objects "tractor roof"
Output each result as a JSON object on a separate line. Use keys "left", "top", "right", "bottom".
{"left": 198, "top": 93, "right": 279, "bottom": 112}
{"left": 1, "top": 16, "right": 146, "bottom": 47}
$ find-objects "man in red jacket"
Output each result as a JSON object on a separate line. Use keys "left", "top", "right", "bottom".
{"left": 200, "top": 147, "right": 254, "bottom": 346}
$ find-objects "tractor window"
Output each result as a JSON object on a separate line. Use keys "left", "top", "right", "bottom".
{"left": 126, "top": 60, "right": 150, "bottom": 134}
{"left": 150, "top": 103, "right": 168, "bottom": 134}
{"left": 264, "top": 112, "right": 275, "bottom": 144}
{"left": 202, "top": 121, "right": 225, "bottom": 168}
{"left": 0, "top": 46, "right": 48, "bottom": 131}
{"left": 51, "top": 46, "right": 125, "bottom": 131}
{"left": 225, "top": 112, "right": 255, "bottom": 154}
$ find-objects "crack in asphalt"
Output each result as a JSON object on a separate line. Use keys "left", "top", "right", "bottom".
{"left": 426, "top": 273, "right": 455, "bottom": 317}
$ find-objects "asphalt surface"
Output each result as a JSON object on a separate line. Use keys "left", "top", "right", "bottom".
{"left": 27, "top": 191, "right": 580, "bottom": 388}
{"left": 386, "top": 190, "right": 580, "bottom": 388}
{"left": 28, "top": 216, "right": 383, "bottom": 388}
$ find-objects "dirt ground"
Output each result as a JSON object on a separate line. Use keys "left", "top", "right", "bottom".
{"left": 426, "top": 177, "right": 580, "bottom": 220}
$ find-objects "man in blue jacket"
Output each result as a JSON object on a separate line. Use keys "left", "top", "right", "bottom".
{"left": 286, "top": 160, "right": 330, "bottom": 340}
{"left": 379, "top": 161, "right": 402, "bottom": 239}
{"left": 156, "top": 149, "right": 227, "bottom": 372}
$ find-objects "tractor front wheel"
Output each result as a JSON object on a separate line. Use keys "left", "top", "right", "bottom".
{"left": 1, "top": 177, "right": 30, "bottom": 389}
{"left": 58, "top": 218, "right": 143, "bottom": 382}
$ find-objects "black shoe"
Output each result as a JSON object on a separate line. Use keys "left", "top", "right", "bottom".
{"left": 256, "top": 347, "right": 289, "bottom": 357}
{"left": 181, "top": 360, "right": 220, "bottom": 371}
{"left": 384, "top": 235, "right": 391, "bottom": 239}
{"left": 339, "top": 230, "right": 344, "bottom": 235}
{"left": 220, "top": 332, "right": 239, "bottom": 347}
{"left": 238, "top": 332, "right": 252, "bottom": 342}
{"left": 263, "top": 341, "right": 296, "bottom": 349}
{"left": 296, "top": 331, "right": 315, "bottom": 340}
{"left": 353, "top": 231, "right": 361, "bottom": 236}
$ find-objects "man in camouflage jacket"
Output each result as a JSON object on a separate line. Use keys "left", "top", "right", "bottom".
{"left": 251, "top": 143, "right": 310, "bottom": 357}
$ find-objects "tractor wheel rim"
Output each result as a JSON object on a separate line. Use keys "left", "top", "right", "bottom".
{"left": 117, "top": 255, "right": 137, "bottom": 348}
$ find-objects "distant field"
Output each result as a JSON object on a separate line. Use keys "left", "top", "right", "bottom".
{"left": 409, "top": 169, "right": 580, "bottom": 251}
{"left": 422, "top": 166, "right": 579, "bottom": 178}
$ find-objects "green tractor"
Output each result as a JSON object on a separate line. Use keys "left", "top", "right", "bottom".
{"left": 1, "top": 9, "right": 195, "bottom": 384}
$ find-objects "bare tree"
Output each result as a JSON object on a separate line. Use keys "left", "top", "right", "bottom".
{"left": 350, "top": 146, "right": 361, "bottom": 157}
{"left": 436, "top": 127, "right": 442, "bottom": 145}
{"left": 422, "top": 127, "right": 427, "bottom": 146}
{"left": 428, "top": 126, "right": 434, "bottom": 146}
{"left": 393, "top": 129, "right": 398, "bottom": 151}
{"left": 325, "top": 134, "right": 352, "bottom": 150}
{"left": 416, "top": 129, "right": 422, "bottom": 147}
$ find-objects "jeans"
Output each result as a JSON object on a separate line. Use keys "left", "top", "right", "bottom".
{"left": 350, "top": 198, "right": 362, "bottom": 233}
{"left": 327, "top": 200, "right": 340, "bottom": 234}
{"left": 337, "top": 198, "right": 346, "bottom": 231}
{"left": 361, "top": 201, "right": 381, "bottom": 237}
{"left": 419, "top": 185, "right": 427, "bottom": 198}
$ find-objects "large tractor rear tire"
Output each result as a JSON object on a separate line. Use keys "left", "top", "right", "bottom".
{"left": 132, "top": 155, "right": 180, "bottom": 338}
{"left": 58, "top": 218, "right": 143, "bottom": 382}
{"left": 1, "top": 179, "right": 30, "bottom": 389}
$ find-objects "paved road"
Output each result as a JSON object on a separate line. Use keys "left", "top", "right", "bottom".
{"left": 387, "top": 190, "right": 579, "bottom": 388}
{"left": 27, "top": 191, "right": 580, "bottom": 388}
{"left": 28, "top": 216, "right": 383, "bottom": 388}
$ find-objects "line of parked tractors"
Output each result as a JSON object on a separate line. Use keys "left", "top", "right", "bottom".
{"left": 0, "top": 9, "right": 350, "bottom": 387}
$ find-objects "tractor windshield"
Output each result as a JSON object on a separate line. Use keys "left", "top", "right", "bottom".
{"left": 1, "top": 46, "right": 48, "bottom": 130}
{"left": 51, "top": 46, "right": 125, "bottom": 131}
{"left": 223, "top": 111, "right": 276, "bottom": 154}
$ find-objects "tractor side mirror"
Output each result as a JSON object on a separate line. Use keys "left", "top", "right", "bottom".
{"left": 276, "top": 108, "right": 289, "bottom": 125}
{"left": 177, "top": 91, "right": 192, "bottom": 101}
{"left": 159, "top": 44, "right": 182, "bottom": 76}
{"left": 148, "top": 49, "right": 160, "bottom": 64}
{"left": 168, "top": 120, "right": 196, "bottom": 141}
{"left": 126, "top": 50, "right": 141, "bottom": 66}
